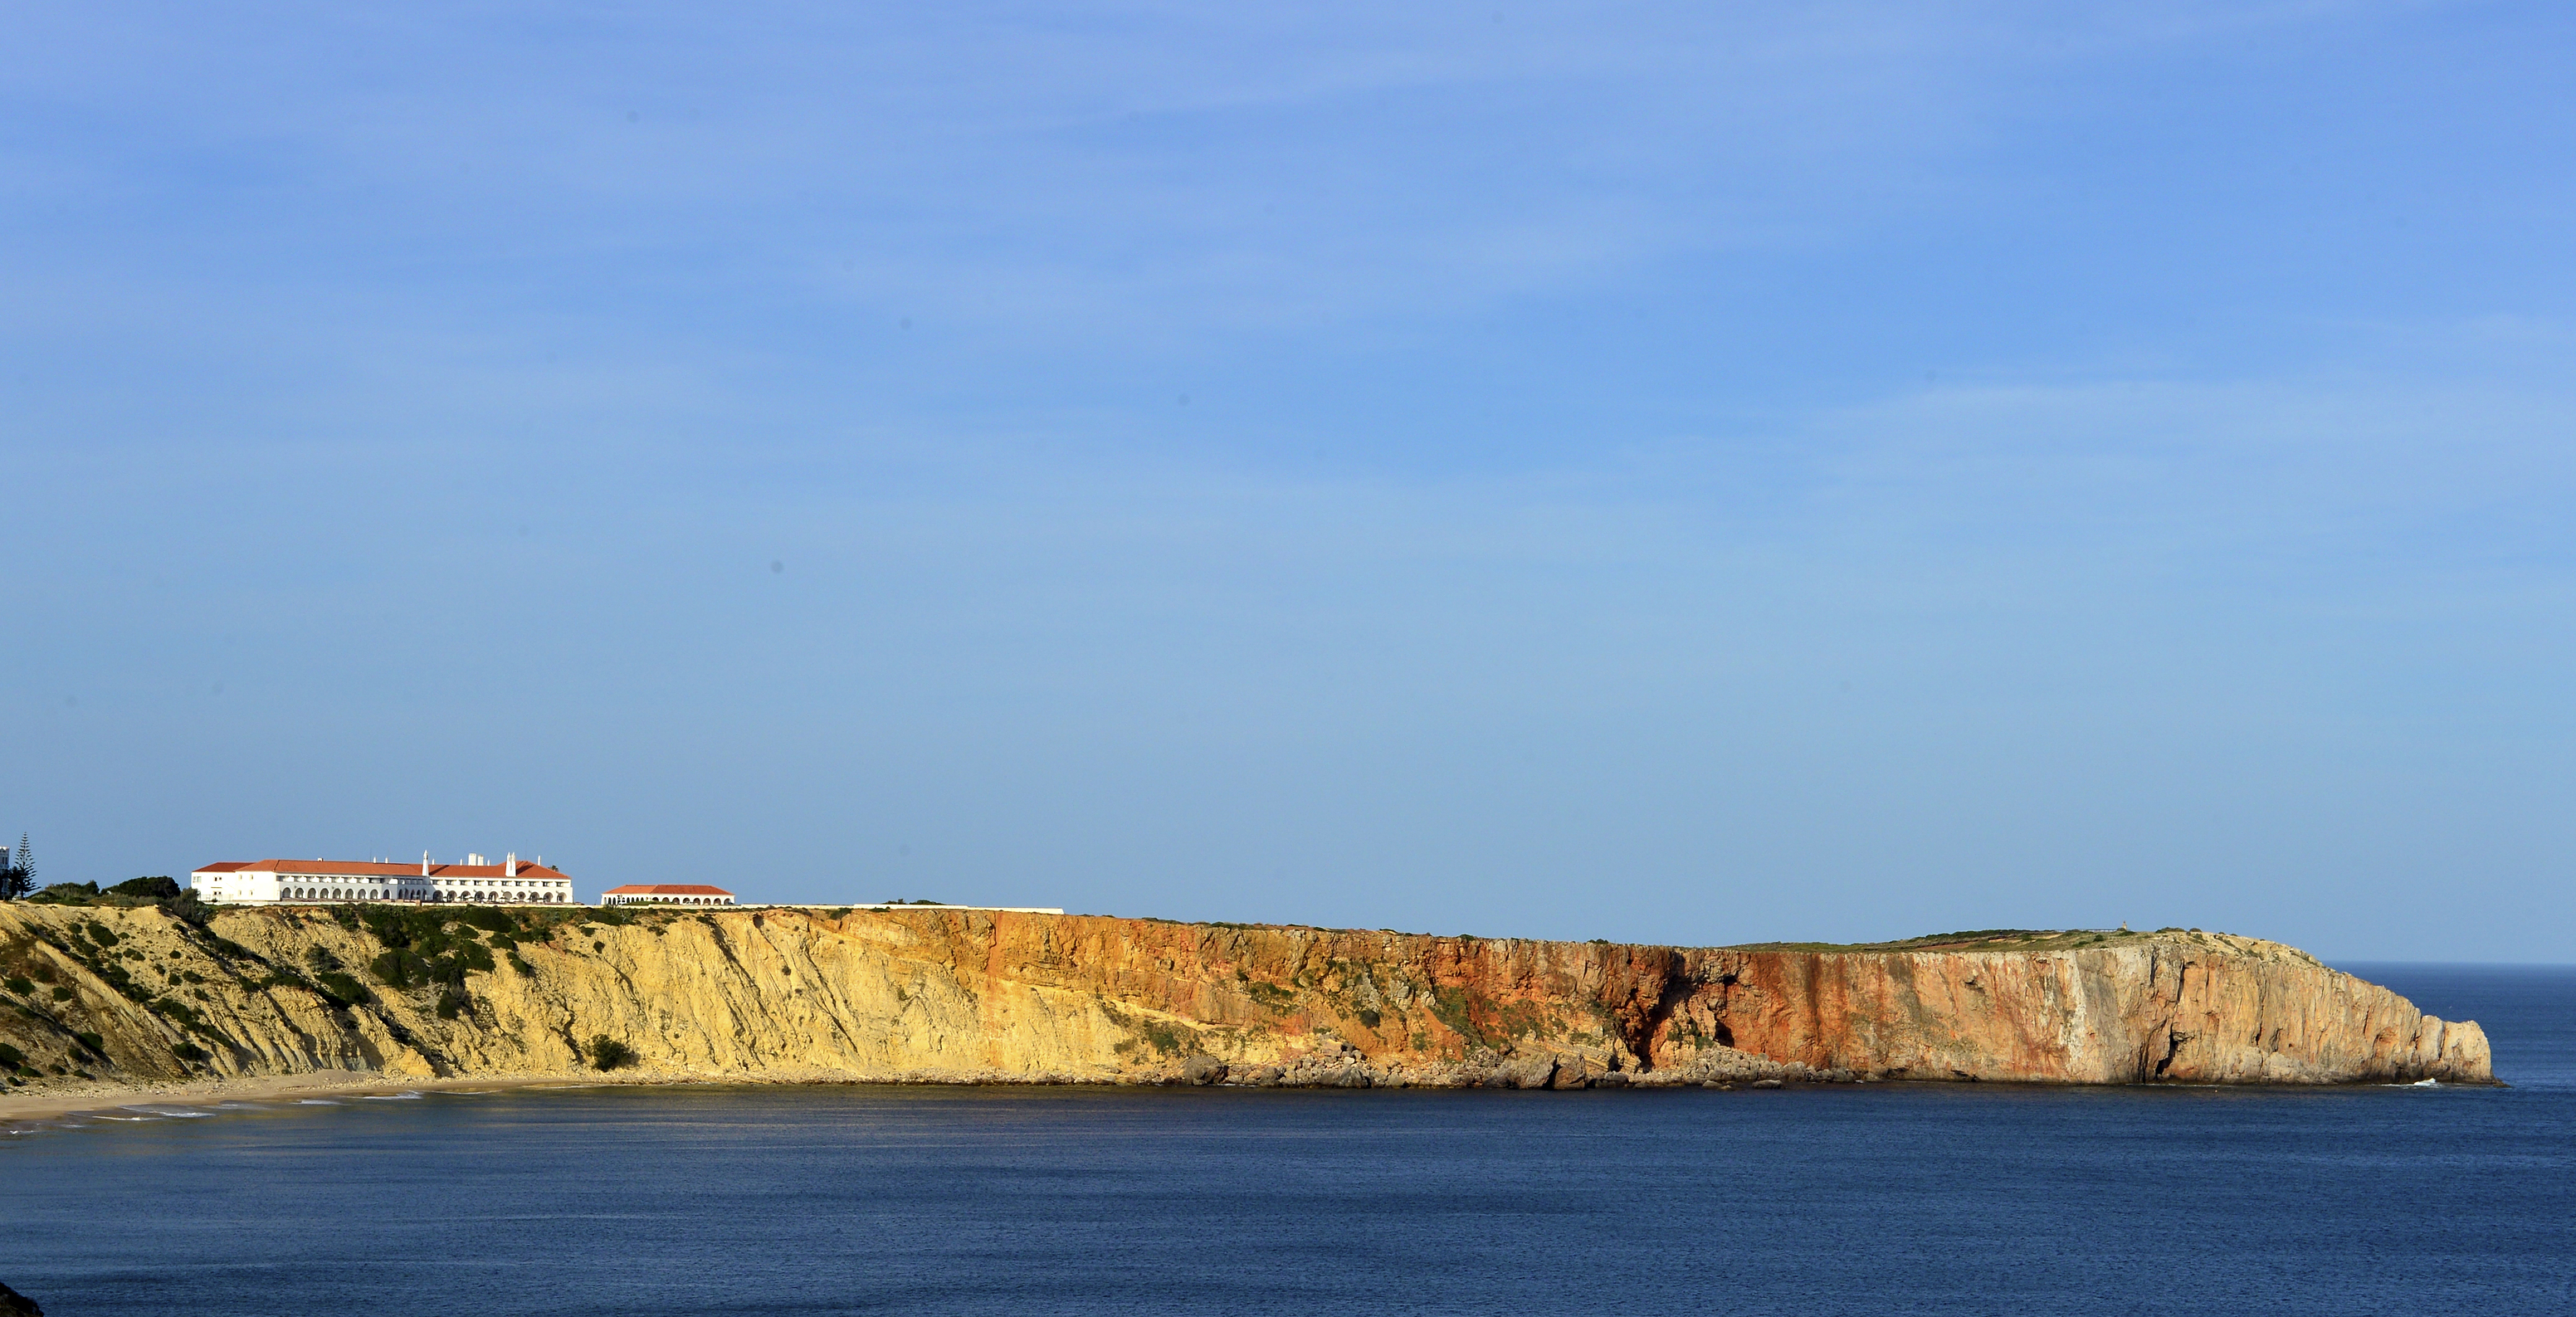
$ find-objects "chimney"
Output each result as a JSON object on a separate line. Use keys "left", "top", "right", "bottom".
{"left": 422, "top": 851, "right": 431, "bottom": 877}
{"left": 506, "top": 853, "right": 518, "bottom": 877}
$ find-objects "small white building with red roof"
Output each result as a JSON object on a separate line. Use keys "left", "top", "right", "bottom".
{"left": 598, "top": 884, "right": 736, "bottom": 907}
{"left": 190, "top": 853, "right": 577, "bottom": 906}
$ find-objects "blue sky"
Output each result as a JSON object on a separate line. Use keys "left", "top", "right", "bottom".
{"left": 4, "top": 2, "right": 2572, "bottom": 959}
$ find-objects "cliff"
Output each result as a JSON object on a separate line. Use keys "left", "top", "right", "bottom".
{"left": 0, "top": 904, "right": 2494, "bottom": 1097}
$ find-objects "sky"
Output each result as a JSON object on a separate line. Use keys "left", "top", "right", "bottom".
{"left": 3, "top": 1, "right": 2572, "bottom": 961}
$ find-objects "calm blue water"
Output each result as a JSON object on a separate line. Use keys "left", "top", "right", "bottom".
{"left": 5, "top": 965, "right": 2569, "bottom": 1316}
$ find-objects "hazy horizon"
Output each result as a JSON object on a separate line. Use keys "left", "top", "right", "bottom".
{"left": 6, "top": 2, "right": 2572, "bottom": 962}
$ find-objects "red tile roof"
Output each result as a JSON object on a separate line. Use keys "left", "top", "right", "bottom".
{"left": 600, "top": 884, "right": 734, "bottom": 895}
{"left": 193, "top": 859, "right": 571, "bottom": 880}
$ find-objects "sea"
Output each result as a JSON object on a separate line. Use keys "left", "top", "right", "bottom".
{"left": 4, "top": 963, "right": 2570, "bottom": 1315}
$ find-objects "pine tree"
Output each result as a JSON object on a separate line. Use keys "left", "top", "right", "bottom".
{"left": 0, "top": 834, "right": 26, "bottom": 901}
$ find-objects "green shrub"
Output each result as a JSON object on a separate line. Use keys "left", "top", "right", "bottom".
{"left": 109, "top": 876, "right": 181, "bottom": 900}
{"left": 449, "top": 907, "right": 516, "bottom": 935}
{"left": 312, "top": 971, "right": 368, "bottom": 1007}
{"left": 371, "top": 949, "right": 428, "bottom": 988}
{"left": 435, "top": 990, "right": 466, "bottom": 1020}
{"left": 28, "top": 963, "right": 55, "bottom": 984}
{"left": 51, "top": 986, "right": 71, "bottom": 1002}
{"left": 160, "top": 890, "right": 213, "bottom": 927}
{"left": 0, "top": 1043, "right": 23, "bottom": 1068}
{"left": 360, "top": 909, "right": 501, "bottom": 983}
{"left": 84, "top": 921, "right": 118, "bottom": 946}
{"left": 2, "top": 977, "right": 30, "bottom": 995}
{"left": 588, "top": 1036, "right": 637, "bottom": 1071}
{"left": 1355, "top": 1008, "right": 1383, "bottom": 1029}
{"left": 172, "top": 1042, "right": 210, "bottom": 1063}
{"left": 74, "top": 1032, "right": 104, "bottom": 1055}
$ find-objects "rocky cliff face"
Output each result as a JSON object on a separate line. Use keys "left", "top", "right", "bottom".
{"left": 0, "top": 905, "right": 2492, "bottom": 1095}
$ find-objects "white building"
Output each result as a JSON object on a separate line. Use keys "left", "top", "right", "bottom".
{"left": 191, "top": 854, "right": 577, "bottom": 905}
{"left": 599, "top": 884, "right": 736, "bottom": 907}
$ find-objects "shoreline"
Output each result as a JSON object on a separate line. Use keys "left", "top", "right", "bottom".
{"left": 0, "top": 1066, "right": 1164, "bottom": 1124}
{"left": 0, "top": 1071, "right": 588, "bottom": 1124}
{"left": 2, "top": 1065, "right": 2504, "bottom": 1125}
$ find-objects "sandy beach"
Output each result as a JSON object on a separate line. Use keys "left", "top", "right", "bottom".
{"left": 0, "top": 1071, "right": 582, "bottom": 1125}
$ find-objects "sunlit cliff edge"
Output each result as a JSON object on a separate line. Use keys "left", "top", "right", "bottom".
{"left": 0, "top": 904, "right": 2494, "bottom": 1098}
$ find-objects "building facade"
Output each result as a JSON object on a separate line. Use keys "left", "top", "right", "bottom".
{"left": 191, "top": 854, "right": 576, "bottom": 905}
{"left": 599, "top": 884, "right": 736, "bottom": 907}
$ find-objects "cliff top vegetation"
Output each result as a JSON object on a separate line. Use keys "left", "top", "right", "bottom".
{"left": 1728, "top": 926, "right": 2318, "bottom": 964}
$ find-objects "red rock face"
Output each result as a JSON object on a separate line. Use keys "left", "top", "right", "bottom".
{"left": 881, "top": 914, "right": 2492, "bottom": 1085}
{"left": 1651, "top": 942, "right": 2489, "bottom": 1084}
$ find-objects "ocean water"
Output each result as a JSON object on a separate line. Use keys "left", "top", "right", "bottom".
{"left": 4, "top": 965, "right": 2569, "bottom": 1316}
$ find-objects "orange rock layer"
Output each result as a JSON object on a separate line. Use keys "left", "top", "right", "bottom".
{"left": 923, "top": 914, "right": 2493, "bottom": 1085}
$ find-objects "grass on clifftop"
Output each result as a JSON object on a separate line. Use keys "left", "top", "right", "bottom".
{"left": 1727, "top": 927, "right": 2242, "bottom": 954}
{"left": 754, "top": 907, "right": 2274, "bottom": 960}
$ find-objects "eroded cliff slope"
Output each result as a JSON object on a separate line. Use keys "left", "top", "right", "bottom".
{"left": 0, "top": 904, "right": 2492, "bottom": 1096}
